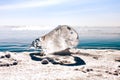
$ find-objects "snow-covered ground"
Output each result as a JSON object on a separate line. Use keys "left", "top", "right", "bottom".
{"left": 0, "top": 49, "right": 120, "bottom": 80}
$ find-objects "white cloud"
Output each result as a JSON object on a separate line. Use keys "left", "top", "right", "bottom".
{"left": 0, "top": 0, "right": 68, "bottom": 10}
{"left": 12, "top": 25, "right": 55, "bottom": 31}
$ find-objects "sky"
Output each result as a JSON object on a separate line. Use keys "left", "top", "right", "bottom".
{"left": 0, "top": 0, "right": 120, "bottom": 26}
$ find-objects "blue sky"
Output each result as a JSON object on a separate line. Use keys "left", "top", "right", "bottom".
{"left": 0, "top": 0, "right": 120, "bottom": 26}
